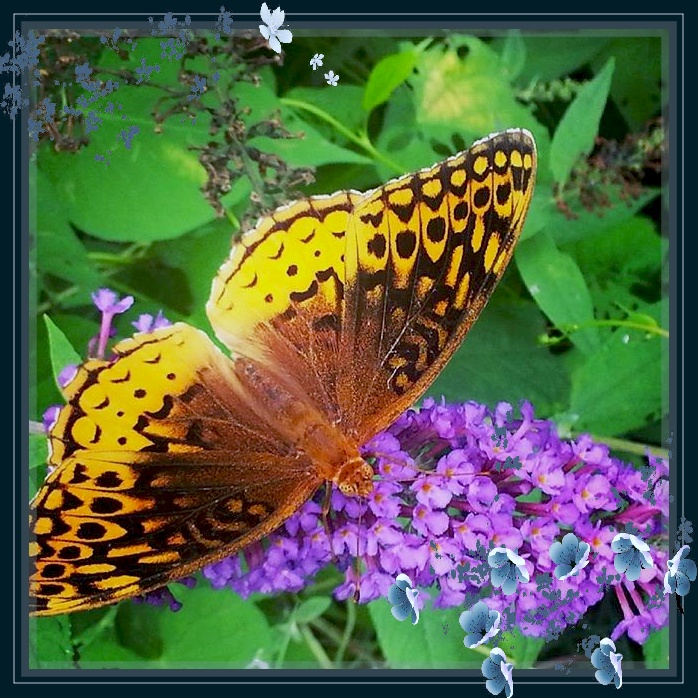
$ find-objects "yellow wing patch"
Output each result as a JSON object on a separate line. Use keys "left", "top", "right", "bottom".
{"left": 207, "top": 190, "right": 362, "bottom": 355}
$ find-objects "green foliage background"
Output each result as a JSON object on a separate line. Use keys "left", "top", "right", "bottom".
{"left": 29, "top": 25, "right": 670, "bottom": 671}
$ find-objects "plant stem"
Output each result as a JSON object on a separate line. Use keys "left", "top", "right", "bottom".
{"left": 280, "top": 97, "right": 405, "bottom": 175}
{"left": 299, "top": 623, "right": 334, "bottom": 669}
{"left": 578, "top": 434, "right": 670, "bottom": 461}
{"left": 566, "top": 318, "right": 668, "bottom": 339}
{"left": 334, "top": 598, "right": 355, "bottom": 664}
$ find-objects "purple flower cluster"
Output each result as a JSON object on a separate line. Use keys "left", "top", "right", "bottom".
{"left": 203, "top": 398, "right": 669, "bottom": 643}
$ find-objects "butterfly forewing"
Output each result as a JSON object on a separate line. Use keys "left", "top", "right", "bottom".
{"left": 338, "top": 129, "right": 537, "bottom": 440}
{"left": 30, "top": 324, "right": 322, "bottom": 615}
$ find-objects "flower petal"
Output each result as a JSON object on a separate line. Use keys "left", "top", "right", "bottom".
{"left": 276, "top": 29, "right": 292, "bottom": 43}
{"left": 391, "top": 603, "right": 411, "bottom": 621}
{"left": 549, "top": 540, "right": 564, "bottom": 565}
{"left": 675, "top": 572, "right": 691, "bottom": 596}
{"left": 271, "top": 7, "right": 284, "bottom": 26}
{"left": 554, "top": 564, "right": 573, "bottom": 580}
{"left": 679, "top": 558, "right": 697, "bottom": 580}
{"left": 611, "top": 534, "right": 633, "bottom": 554}
{"left": 268, "top": 34, "right": 282, "bottom": 53}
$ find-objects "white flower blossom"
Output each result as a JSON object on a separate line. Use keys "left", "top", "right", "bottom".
{"left": 259, "top": 3, "right": 292, "bottom": 53}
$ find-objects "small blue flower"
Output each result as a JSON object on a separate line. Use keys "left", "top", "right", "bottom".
{"left": 549, "top": 532, "right": 591, "bottom": 580}
{"left": 387, "top": 573, "right": 419, "bottom": 625}
{"left": 612, "top": 532, "right": 654, "bottom": 582}
{"left": 591, "top": 637, "right": 623, "bottom": 688}
{"left": 459, "top": 601, "right": 501, "bottom": 648}
{"left": 309, "top": 53, "right": 323, "bottom": 70}
{"left": 481, "top": 647, "right": 514, "bottom": 697}
{"left": 664, "top": 545, "right": 697, "bottom": 596}
{"left": 488, "top": 547, "right": 530, "bottom": 595}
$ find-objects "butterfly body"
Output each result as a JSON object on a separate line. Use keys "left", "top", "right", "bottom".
{"left": 233, "top": 354, "right": 374, "bottom": 495}
{"left": 30, "top": 129, "right": 536, "bottom": 615}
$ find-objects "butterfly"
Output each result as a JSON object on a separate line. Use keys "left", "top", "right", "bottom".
{"left": 30, "top": 128, "right": 537, "bottom": 616}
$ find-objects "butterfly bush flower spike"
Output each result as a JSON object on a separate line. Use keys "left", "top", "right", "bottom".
{"left": 91, "top": 288, "right": 134, "bottom": 359}
{"left": 488, "top": 547, "right": 530, "bottom": 595}
{"left": 309, "top": 53, "right": 323, "bottom": 70}
{"left": 459, "top": 601, "right": 500, "bottom": 648}
{"left": 132, "top": 310, "right": 172, "bottom": 334}
{"left": 42, "top": 405, "right": 61, "bottom": 434}
{"left": 549, "top": 532, "right": 590, "bottom": 580}
{"left": 324, "top": 70, "right": 339, "bottom": 86}
{"left": 612, "top": 532, "right": 654, "bottom": 582}
{"left": 259, "top": 3, "right": 292, "bottom": 53}
{"left": 591, "top": 638, "right": 623, "bottom": 688}
{"left": 203, "top": 397, "right": 669, "bottom": 644}
{"left": 482, "top": 648, "right": 514, "bottom": 697}
{"left": 664, "top": 545, "right": 696, "bottom": 596}
{"left": 387, "top": 573, "right": 419, "bottom": 624}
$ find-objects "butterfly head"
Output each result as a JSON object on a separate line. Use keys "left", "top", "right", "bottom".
{"left": 334, "top": 456, "right": 374, "bottom": 498}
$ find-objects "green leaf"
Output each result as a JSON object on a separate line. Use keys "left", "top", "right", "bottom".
{"left": 284, "top": 86, "right": 367, "bottom": 138}
{"left": 30, "top": 616, "right": 74, "bottom": 668}
{"left": 294, "top": 596, "right": 332, "bottom": 624}
{"left": 37, "top": 37, "right": 275, "bottom": 243}
{"left": 412, "top": 36, "right": 546, "bottom": 147}
{"left": 554, "top": 188, "right": 661, "bottom": 247}
{"left": 642, "top": 626, "right": 669, "bottom": 668}
{"left": 549, "top": 58, "right": 615, "bottom": 186}
{"left": 39, "top": 86, "right": 216, "bottom": 242}
{"left": 77, "top": 626, "right": 152, "bottom": 668}
{"left": 156, "top": 585, "right": 271, "bottom": 667}
{"left": 569, "top": 327, "right": 667, "bottom": 435}
{"left": 516, "top": 232, "right": 600, "bottom": 355}
{"left": 250, "top": 111, "right": 372, "bottom": 168}
{"left": 570, "top": 214, "right": 666, "bottom": 318}
{"left": 74, "top": 606, "right": 154, "bottom": 668}
{"left": 146, "top": 217, "right": 238, "bottom": 329}
{"left": 498, "top": 30, "right": 526, "bottom": 82}
{"left": 29, "top": 433, "right": 49, "bottom": 500}
{"left": 498, "top": 628, "right": 545, "bottom": 668}
{"left": 34, "top": 167, "right": 103, "bottom": 298}
{"left": 428, "top": 298, "right": 570, "bottom": 415}
{"left": 114, "top": 603, "right": 165, "bottom": 659}
{"left": 363, "top": 50, "right": 418, "bottom": 112}
{"left": 572, "top": 215, "right": 665, "bottom": 278}
{"left": 592, "top": 37, "right": 665, "bottom": 130}
{"left": 43, "top": 315, "right": 82, "bottom": 386}
{"left": 506, "top": 34, "right": 612, "bottom": 84}
{"left": 368, "top": 596, "right": 483, "bottom": 668}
